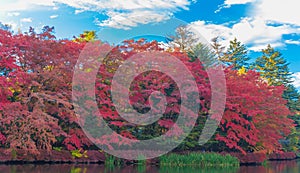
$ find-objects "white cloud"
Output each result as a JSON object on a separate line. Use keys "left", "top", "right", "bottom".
{"left": 0, "top": 0, "right": 55, "bottom": 12}
{"left": 285, "top": 40, "right": 300, "bottom": 45}
{"left": 53, "top": 0, "right": 191, "bottom": 11}
{"left": 190, "top": 18, "right": 299, "bottom": 51}
{"left": 252, "top": 0, "right": 300, "bottom": 26}
{"left": 0, "top": 0, "right": 193, "bottom": 30}
{"left": 189, "top": 21, "right": 232, "bottom": 45}
{"left": 75, "top": 9, "right": 85, "bottom": 14}
{"left": 193, "top": 0, "right": 300, "bottom": 51}
{"left": 0, "top": 1, "right": 29, "bottom": 12}
{"left": 27, "top": 0, "right": 56, "bottom": 6}
{"left": 7, "top": 12, "right": 20, "bottom": 17}
{"left": 53, "top": 6, "right": 59, "bottom": 10}
{"left": 20, "top": 18, "right": 32, "bottom": 23}
{"left": 216, "top": 0, "right": 256, "bottom": 13}
{"left": 97, "top": 10, "right": 171, "bottom": 30}
{"left": 224, "top": 0, "right": 256, "bottom": 5}
{"left": 292, "top": 72, "right": 300, "bottom": 89}
{"left": 247, "top": 42, "right": 285, "bottom": 51}
{"left": 55, "top": 0, "right": 192, "bottom": 29}
{"left": 50, "top": 15, "right": 59, "bottom": 19}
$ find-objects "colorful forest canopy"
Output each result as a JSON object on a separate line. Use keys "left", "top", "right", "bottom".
{"left": 0, "top": 26, "right": 298, "bottom": 156}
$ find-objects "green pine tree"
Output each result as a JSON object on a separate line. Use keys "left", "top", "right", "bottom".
{"left": 283, "top": 84, "right": 300, "bottom": 113}
{"left": 254, "top": 44, "right": 292, "bottom": 86}
{"left": 188, "top": 43, "right": 218, "bottom": 68}
{"left": 220, "top": 38, "right": 250, "bottom": 70}
{"left": 282, "top": 84, "right": 300, "bottom": 152}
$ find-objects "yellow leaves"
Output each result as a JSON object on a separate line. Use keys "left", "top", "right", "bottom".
{"left": 71, "top": 149, "right": 88, "bottom": 159}
{"left": 237, "top": 66, "right": 247, "bottom": 76}
{"left": 8, "top": 87, "right": 14, "bottom": 93}
{"left": 43, "top": 65, "right": 54, "bottom": 71}
{"left": 84, "top": 68, "right": 92, "bottom": 73}
{"left": 8, "top": 86, "right": 21, "bottom": 94}
{"left": 269, "top": 58, "right": 275, "bottom": 65}
{"left": 73, "top": 31, "right": 96, "bottom": 43}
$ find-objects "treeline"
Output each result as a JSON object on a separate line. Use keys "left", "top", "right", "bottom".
{"left": 0, "top": 25, "right": 299, "bottom": 157}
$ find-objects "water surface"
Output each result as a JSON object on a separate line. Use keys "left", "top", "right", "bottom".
{"left": 0, "top": 160, "right": 299, "bottom": 173}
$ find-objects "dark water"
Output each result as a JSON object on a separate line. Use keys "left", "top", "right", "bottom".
{"left": 0, "top": 160, "right": 299, "bottom": 173}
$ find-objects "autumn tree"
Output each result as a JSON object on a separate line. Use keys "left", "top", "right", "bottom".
{"left": 0, "top": 29, "right": 22, "bottom": 146}
{"left": 0, "top": 27, "right": 93, "bottom": 154}
{"left": 90, "top": 39, "right": 213, "bottom": 151}
{"left": 216, "top": 68, "right": 293, "bottom": 154}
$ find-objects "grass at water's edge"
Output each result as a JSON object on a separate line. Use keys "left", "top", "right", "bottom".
{"left": 159, "top": 153, "right": 240, "bottom": 168}
{"left": 103, "top": 152, "right": 240, "bottom": 168}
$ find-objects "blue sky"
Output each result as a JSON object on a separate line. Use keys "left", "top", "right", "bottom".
{"left": 0, "top": 0, "right": 300, "bottom": 87}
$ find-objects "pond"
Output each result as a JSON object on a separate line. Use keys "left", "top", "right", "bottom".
{"left": 0, "top": 160, "right": 299, "bottom": 173}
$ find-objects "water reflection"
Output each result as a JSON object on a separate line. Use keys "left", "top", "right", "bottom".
{"left": 0, "top": 160, "right": 299, "bottom": 173}
{"left": 237, "top": 160, "right": 299, "bottom": 173}
{"left": 158, "top": 166, "right": 238, "bottom": 173}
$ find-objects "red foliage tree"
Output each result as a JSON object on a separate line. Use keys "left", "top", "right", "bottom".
{"left": 94, "top": 39, "right": 212, "bottom": 151}
{"left": 0, "top": 27, "right": 92, "bottom": 154}
{"left": 216, "top": 69, "right": 293, "bottom": 154}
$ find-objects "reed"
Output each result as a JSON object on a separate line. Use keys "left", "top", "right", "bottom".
{"left": 159, "top": 153, "right": 239, "bottom": 168}
{"left": 105, "top": 154, "right": 123, "bottom": 167}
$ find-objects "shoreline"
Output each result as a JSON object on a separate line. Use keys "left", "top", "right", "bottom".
{"left": 0, "top": 149, "right": 297, "bottom": 165}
